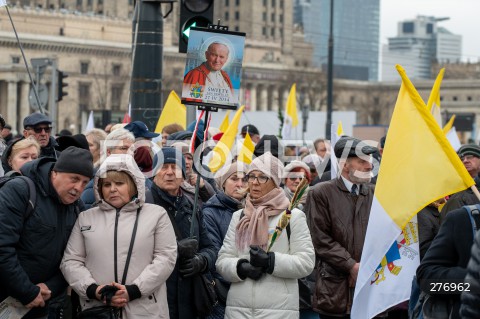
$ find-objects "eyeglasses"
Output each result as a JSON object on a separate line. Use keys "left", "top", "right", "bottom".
{"left": 246, "top": 174, "right": 269, "bottom": 184}
{"left": 460, "top": 154, "right": 478, "bottom": 161}
{"left": 28, "top": 126, "right": 51, "bottom": 134}
{"left": 288, "top": 175, "right": 305, "bottom": 181}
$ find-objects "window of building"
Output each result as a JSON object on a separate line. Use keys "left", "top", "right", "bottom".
{"left": 271, "top": 13, "right": 275, "bottom": 22}
{"left": 87, "top": 0, "right": 92, "bottom": 6}
{"left": 403, "top": 22, "right": 414, "bottom": 33}
{"left": 173, "top": 68, "right": 182, "bottom": 76}
{"left": 80, "top": 62, "right": 89, "bottom": 75}
{"left": 98, "top": 0, "right": 103, "bottom": 4}
{"left": 468, "top": 96, "right": 472, "bottom": 101}
{"left": 440, "top": 96, "right": 443, "bottom": 101}
{"left": 279, "top": 14, "right": 283, "bottom": 23}
{"left": 263, "top": 0, "right": 267, "bottom": 6}
{"left": 262, "top": 27, "right": 267, "bottom": 36}
{"left": 350, "top": 96, "right": 355, "bottom": 104}
{"left": 235, "top": 0, "right": 239, "bottom": 5}
{"left": 235, "top": 26, "right": 239, "bottom": 31}
{"left": 111, "top": 85, "right": 124, "bottom": 111}
{"left": 235, "top": 11, "right": 239, "bottom": 20}
{"left": 280, "top": 0, "right": 284, "bottom": 8}
{"left": 112, "top": 64, "right": 121, "bottom": 76}
{"left": 453, "top": 96, "right": 458, "bottom": 101}
{"left": 262, "top": 12, "right": 266, "bottom": 21}
{"left": 373, "top": 97, "right": 379, "bottom": 105}
{"left": 426, "top": 23, "right": 433, "bottom": 34}
{"left": 272, "top": 0, "right": 276, "bottom": 6}
{"left": 79, "top": 83, "right": 90, "bottom": 99}
{"left": 225, "top": 11, "right": 229, "bottom": 21}
{"left": 76, "top": 0, "right": 82, "bottom": 6}
{"left": 271, "top": 28, "right": 275, "bottom": 36}
{"left": 11, "top": 56, "right": 20, "bottom": 64}
{"left": 225, "top": 0, "right": 229, "bottom": 5}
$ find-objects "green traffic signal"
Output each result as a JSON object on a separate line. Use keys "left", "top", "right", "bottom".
{"left": 182, "top": 21, "right": 197, "bottom": 38}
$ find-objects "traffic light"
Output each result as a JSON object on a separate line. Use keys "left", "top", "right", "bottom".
{"left": 57, "top": 70, "right": 68, "bottom": 102}
{"left": 179, "top": 0, "right": 214, "bottom": 53}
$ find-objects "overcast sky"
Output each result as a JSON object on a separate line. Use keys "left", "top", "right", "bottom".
{"left": 381, "top": 0, "right": 480, "bottom": 62}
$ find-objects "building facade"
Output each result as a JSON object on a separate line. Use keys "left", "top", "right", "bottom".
{"left": 294, "top": 0, "right": 380, "bottom": 81}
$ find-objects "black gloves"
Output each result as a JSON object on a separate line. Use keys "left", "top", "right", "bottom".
{"left": 249, "top": 246, "right": 275, "bottom": 274}
{"left": 177, "top": 238, "right": 198, "bottom": 259}
{"left": 179, "top": 254, "right": 207, "bottom": 277}
{"left": 236, "top": 259, "right": 263, "bottom": 281}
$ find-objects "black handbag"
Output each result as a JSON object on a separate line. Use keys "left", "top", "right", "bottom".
{"left": 77, "top": 208, "right": 141, "bottom": 319}
{"left": 192, "top": 273, "right": 218, "bottom": 316}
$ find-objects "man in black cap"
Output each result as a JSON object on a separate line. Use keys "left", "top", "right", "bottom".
{"left": 22, "top": 112, "right": 59, "bottom": 158}
{"left": 0, "top": 146, "right": 93, "bottom": 319}
{"left": 2, "top": 123, "right": 13, "bottom": 145}
{"left": 240, "top": 124, "right": 260, "bottom": 144}
{"left": 304, "top": 136, "right": 376, "bottom": 318}
{"left": 440, "top": 144, "right": 480, "bottom": 217}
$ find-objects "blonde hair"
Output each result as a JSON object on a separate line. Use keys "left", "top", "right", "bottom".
{"left": 98, "top": 170, "right": 137, "bottom": 200}
{"left": 9, "top": 137, "right": 40, "bottom": 165}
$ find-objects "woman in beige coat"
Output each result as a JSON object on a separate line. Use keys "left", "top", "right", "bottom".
{"left": 61, "top": 154, "right": 177, "bottom": 318}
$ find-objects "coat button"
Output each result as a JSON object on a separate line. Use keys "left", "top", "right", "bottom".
{"left": 148, "top": 295, "right": 153, "bottom": 300}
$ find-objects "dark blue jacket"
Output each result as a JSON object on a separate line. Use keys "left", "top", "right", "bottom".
{"left": 150, "top": 183, "right": 216, "bottom": 319}
{"left": 0, "top": 158, "right": 79, "bottom": 318}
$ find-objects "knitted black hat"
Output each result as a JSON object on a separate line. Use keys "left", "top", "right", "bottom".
{"left": 53, "top": 146, "right": 94, "bottom": 178}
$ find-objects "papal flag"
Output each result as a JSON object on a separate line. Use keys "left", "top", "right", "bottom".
{"left": 237, "top": 132, "right": 255, "bottom": 164}
{"left": 0, "top": 0, "right": 7, "bottom": 7}
{"left": 154, "top": 91, "right": 186, "bottom": 133}
{"left": 351, "top": 65, "right": 474, "bottom": 319}
{"left": 84, "top": 110, "right": 94, "bottom": 132}
{"left": 209, "top": 105, "right": 245, "bottom": 173}
{"left": 443, "top": 115, "right": 461, "bottom": 151}
{"left": 427, "top": 68, "right": 445, "bottom": 127}
{"left": 219, "top": 110, "right": 231, "bottom": 133}
{"left": 330, "top": 121, "right": 344, "bottom": 179}
{"left": 281, "top": 83, "right": 298, "bottom": 139}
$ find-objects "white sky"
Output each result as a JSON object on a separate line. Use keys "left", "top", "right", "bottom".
{"left": 381, "top": 0, "right": 480, "bottom": 62}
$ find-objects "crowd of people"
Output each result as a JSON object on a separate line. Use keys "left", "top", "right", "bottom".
{"left": 0, "top": 111, "right": 480, "bottom": 319}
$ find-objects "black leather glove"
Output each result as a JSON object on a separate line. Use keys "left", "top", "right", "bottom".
{"left": 177, "top": 238, "right": 198, "bottom": 259}
{"left": 179, "top": 254, "right": 207, "bottom": 277}
{"left": 236, "top": 259, "right": 263, "bottom": 281}
{"left": 249, "top": 245, "right": 275, "bottom": 274}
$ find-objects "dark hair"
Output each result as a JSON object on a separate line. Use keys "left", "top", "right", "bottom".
{"left": 0, "top": 115, "right": 5, "bottom": 130}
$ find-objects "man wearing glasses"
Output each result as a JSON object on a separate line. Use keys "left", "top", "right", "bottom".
{"left": 440, "top": 144, "right": 480, "bottom": 217}
{"left": 22, "top": 113, "right": 59, "bottom": 159}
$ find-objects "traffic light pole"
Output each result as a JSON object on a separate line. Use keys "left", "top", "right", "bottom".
{"left": 130, "top": 1, "right": 164, "bottom": 131}
{"left": 49, "top": 59, "right": 58, "bottom": 135}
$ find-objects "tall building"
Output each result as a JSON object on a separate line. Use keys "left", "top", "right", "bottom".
{"left": 382, "top": 16, "right": 462, "bottom": 81}
{"left": 294, "top": 0, "right": 380, "bottom": 81}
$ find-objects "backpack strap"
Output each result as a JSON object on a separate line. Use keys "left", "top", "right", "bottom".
{"left": 463, "top": 204, "right": 480, "bottom": 241}
{"left": 16, "top": 176, "right": 36, "bottom": 220}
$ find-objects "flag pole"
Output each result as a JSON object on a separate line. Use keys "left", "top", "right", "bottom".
{"left": 5, "top": 5, "right": 43, "bottom": 114}
{"left": 471, "top": 186, "right": 480, "bottom": 201}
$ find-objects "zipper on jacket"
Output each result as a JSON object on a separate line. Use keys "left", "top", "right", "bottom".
{"left": 152, "top": 292, "right": 157, "bottom": 303}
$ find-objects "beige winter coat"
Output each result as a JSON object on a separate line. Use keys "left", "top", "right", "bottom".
{"left": 61, "top": 155, "right": 177, "bottom": 319}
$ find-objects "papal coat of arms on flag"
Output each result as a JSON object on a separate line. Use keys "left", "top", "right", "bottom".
{"left": 190, "top": 83, "right": 204, "bottom": 99}
{"left": 370, "top": 220, "right": 419, "bottom": 285}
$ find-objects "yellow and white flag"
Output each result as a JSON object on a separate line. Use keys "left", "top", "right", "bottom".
{"left": 154, "top": 91, "right": 186, "bottom": 133}
{"left": 237, "top": 132, "right": 255, "bottom": 164}
{"left": 0, "top": 0, "right": 7, "bottom": 7}
{"left": 427, "top": 68, "right": 445, "bottom": 127}
{"left": 281, "top": 84, "right": 299, "bottom": 139}
{"left": 443, "top": 115, "right": 461, "bottom": 151}
{"left": 351, "top": 65, "right": 474, "bottom": 319}
{"left": 209, "top": 105, "right": 245, "bottom": 173}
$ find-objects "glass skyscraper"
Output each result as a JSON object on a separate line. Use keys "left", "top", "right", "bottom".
{"left": 295, "top": 0, "right": 380, "bottom": 81}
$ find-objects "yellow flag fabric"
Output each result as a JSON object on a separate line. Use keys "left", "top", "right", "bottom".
{"left": 209, "top": 105, "right": 245, "bottom": 172}
{"left": 443, "top": 115, "right": 456, "bottom": 134}
{"left": 376, "top": 65, "right": 473, "bottom": 229}
{"left": 281, "top": 84, "right": 299, "bottom": 139}
{"left": 427, "top": 68, "right": 444, "bottom": 127}
{"left": 219, "top": 111, "right": 231, "bottom": 133}
{"left": 155, "top": 91, "right": 186, "bottom": 133}
{"left": 336, "top": 120, "right": 344, "bottom": 136}
{"left": 237, "top": 132, "right": 255, "bottom": 164}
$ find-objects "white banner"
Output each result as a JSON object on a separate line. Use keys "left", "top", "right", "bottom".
{"left": 0, "top": 0, "right": 7, "bottom": 7}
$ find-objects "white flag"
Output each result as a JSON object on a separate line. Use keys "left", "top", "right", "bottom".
{"left": 0, "top": 0, "right": 7, "bottom": 7}
{"left": 84, "top": 111, "right": 94, "bottom": 132}
{"left": 446, "top": 127, "right": 461, "bottom": 151}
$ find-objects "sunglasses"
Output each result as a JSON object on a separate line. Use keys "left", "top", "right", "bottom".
{"left": 28, "top": 126, "right": 52, "bottom": 134}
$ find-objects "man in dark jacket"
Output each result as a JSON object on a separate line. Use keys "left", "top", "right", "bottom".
{"left": 304, "top": 136, "right": 376, "bottom": 318}
{"left": 460, "top": 227, "right": 480, "bottom": 318}
{"left": 0, "top": 146, "right": 93, "bottom": 319}
{"left": 151, "top": 147, "right": 216, "bottom": 319}
{"left": 22, "top": 113, "right": 60, "bottom": 159}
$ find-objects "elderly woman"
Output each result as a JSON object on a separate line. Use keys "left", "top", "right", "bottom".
{"left": 216, "top": 152, "right": 315, "bottom": 319}
{"left": 85, "top": 128, "right": 107, "bottom": 169}
{"left": 61, "top": 154, "right": 177, "bottom": 319}
{"left": 203, "top": 162, "right": 247, "bottom": 319}
{"left": 1, "top": 137, "right": 40, "bottom": 175}
{"left": 283, "top": 160, "right": 311, "bottom": 210}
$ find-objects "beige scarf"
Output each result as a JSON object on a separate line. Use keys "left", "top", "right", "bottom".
{"left": 236, "top": 187, "right": 290, "bottom": 251}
